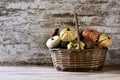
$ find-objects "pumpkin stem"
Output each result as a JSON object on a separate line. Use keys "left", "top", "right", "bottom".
{"left": 90, "top": 29, "right": 94, "bottom": 32}
{"left": 51, "top": 37, "right": 54, "bottom": 40}
{"left": 67, "top": 28, "right": 70, "bottom": 31}
{"left": 108, "top": 36, "right": 110, "bottom": 39}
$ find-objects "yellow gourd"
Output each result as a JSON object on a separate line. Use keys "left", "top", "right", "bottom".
{"left": 98, "top": 34, "right": 112, "bottom": 48}
{"left": 60, "top": 27, "right": 77, "bottom": 42}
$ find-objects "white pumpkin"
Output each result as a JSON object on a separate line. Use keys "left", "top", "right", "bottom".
{"left": 46, "top": 36, "right": 61, "bottom": 49}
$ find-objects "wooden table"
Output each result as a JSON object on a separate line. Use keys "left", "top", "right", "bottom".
{"left": 0, "top": 66, "right": 119, "bottom": 80}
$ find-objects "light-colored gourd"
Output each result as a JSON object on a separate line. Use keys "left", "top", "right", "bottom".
{"left": 46, "top": 36, "right": 61, "bottom": 49}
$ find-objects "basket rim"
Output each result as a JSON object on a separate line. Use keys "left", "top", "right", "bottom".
{"left": 49, "top": 48, "right": 108, "bottom": 52}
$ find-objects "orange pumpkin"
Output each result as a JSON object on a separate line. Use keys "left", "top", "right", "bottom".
{"left": 82, "top": 29, "right": 99, "bottom": 41}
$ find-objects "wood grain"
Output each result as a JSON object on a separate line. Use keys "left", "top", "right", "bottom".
{"left": 0, "top": 66, "right": 119, "bottom": 80}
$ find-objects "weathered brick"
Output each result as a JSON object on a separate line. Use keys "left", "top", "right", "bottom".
{"left": 0, "top": 0, "right": 120, "bottom": 66}
{"left": 7, "top": 2, "right": 30, "bottom": 9}
{"left": 109, "top": 34, "right": 120, "bottom": 49}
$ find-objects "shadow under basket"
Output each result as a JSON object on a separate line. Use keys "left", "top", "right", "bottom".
{"left": 50, "top": 48, "right": 107, "bottom": 72}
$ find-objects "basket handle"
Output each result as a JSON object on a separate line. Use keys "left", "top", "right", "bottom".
{"left": 74, "top": 13, "right": 81, "bottom": 50}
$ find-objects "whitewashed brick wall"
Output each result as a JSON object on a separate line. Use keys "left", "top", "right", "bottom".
{"left": 0, "top": 0, "right": 120, "bottom": 66}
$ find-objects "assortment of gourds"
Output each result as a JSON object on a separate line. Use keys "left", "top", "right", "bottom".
{"left": 46, "top": 27, "right": 112, "bottom": 50}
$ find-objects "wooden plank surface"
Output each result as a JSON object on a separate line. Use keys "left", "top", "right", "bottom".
{"left": 0, "top": 66, "right": 119, "bottom": 80}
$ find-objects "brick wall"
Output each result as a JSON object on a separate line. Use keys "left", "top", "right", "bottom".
{"left": 0, "top": 0, "right": 120, "bottom": 66}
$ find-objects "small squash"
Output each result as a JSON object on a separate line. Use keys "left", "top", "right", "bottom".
{"left": 60, "top": 27, "right": 77, "bottom": 42}
{"left": 83, "top": 40, "right": 96, "bottom": 49}
{"left": 67, "top": 41, "right": 85, "bottom": 50}
{"left": 46, "top": 36, "right": 61, "bottom": 49}
{"left": 50, "top": 28, "right": 59, "bottom": 37}
{"left": 82, "top": 28, "right": 99, "bottom": 41}
{"left": 98, "top": 34, "right": 112, "bottom": 48}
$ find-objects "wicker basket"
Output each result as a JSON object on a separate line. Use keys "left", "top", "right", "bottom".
{"left": 49, "top": 13, "right": 107, "bottom": 71}
{"left": 50, "top": 49, "right": 107, "bottom": 71}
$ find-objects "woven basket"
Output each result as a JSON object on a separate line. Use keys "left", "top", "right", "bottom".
{"left": 50, "top": 49, "right": 107, "bottom": 71}
{"left": 49, "top": 13, "right": 107, "bottom": 71}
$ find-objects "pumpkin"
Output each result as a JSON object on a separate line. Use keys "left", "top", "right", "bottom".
{"left": 83, "top": 40, "right": 96, "bottom": 49}
{"left": 50, "top": 28, "right": 59, "bottom": 37}
{"left": 46, "top": 36, "right": 61, "bottom": 49}
{"left": 75, "top": 41, "right": 85, "bottom": 50}
{"left": 67, "top": 41, "right": 85, "bottom": 50}
{"left": 82, "top": 28, "right": 99, "bottom": 41}
{"left": 98, "top": 34, "right": 112, "bottom": 48}
{"left": 60, "top": 27, "right": 77, "bottom": 42}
